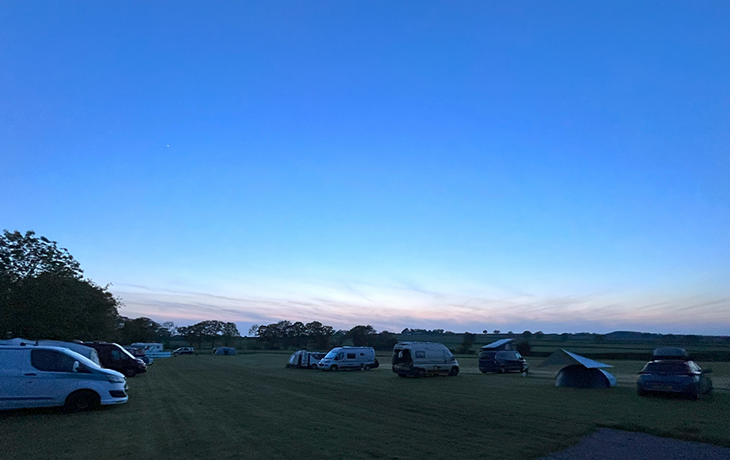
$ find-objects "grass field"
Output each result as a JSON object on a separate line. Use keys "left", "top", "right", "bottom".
{"left": 1, "top": 352, "right": 728, "bottom": 460}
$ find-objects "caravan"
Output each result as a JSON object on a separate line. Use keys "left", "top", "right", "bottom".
{"left": 317, "top": 347, "right": 378, "bottom": 371}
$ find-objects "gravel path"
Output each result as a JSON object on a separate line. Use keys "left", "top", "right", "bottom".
{"left": 540, "top": 428, "right": 730, "bottom": 460}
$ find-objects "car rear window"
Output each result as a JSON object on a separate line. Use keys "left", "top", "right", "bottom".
{"left": 642, "top": 362, "right": 690, "bottom": 374}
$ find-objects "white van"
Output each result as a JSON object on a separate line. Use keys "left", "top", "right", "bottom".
{"left": 392, "top": 342, "right": 459, "bottom": 377}
{"left": 0, "top": 346, "right": 128, "bottom": 411}
{"left": 317, "top": 347, "right": 379, "bottom": 371}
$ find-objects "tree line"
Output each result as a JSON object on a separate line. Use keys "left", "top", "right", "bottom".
{"left": 252, "top": 321, "right": 398, "bottom": 351}
{"left": 0, "top": 230, "right": 239, "bottom": 345}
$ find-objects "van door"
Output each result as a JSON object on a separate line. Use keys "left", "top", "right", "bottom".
{"left": 28, "top": 349, "right": 81, "bottom": 407}
{"left": 0, "top": 349, "right": 35, "bottom": 409}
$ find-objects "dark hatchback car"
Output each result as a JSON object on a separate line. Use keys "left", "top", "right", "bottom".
{"left": 85, "top": 342, "right": 147, "bottom": 378}
{"left": 637, "top": 360, "right": 712, "bottom": 399}
{"left": 478, "top": 350, "right": 529, "bottom": 374}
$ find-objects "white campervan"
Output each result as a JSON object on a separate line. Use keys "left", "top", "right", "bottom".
{"left": 392, "top": 342, "right": 459, "bottom": 377}
{"left": 0, "top": 346, "right": 128, "bottom": 411}
{"left": 317, "top": 347, "right": 379, "bottom": 371}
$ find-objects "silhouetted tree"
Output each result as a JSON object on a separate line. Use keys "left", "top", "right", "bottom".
{"left": 457, "top": 332, "right": 476, "bottom": 354}
{"left": 0, "top": 230, "right": 120, "bottom": 340}
{"left": 221, "top": 322, "right": 240, "bottom": 346}
{"left": 348, "top": 325, "right": 376, "bottom": 347}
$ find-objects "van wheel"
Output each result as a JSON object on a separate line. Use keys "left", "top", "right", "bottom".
{"left": 497, "top": 367, "right": 505, "bottom": 374}
{"left": 363, "top": 365, "right": 371, "bottom": 371}
{"left": 329, "top": 365, "right": 338, "bottom": 372}
{"left": 124, "top": 369, "right": 136, "bottom": 378}
{"left": 449, "top": 367, "right": 459, "bottom": 376}
{"left": 65, "top": 390, "right": 100, "bottom": 412}
{"left": 310, "top": 364, "right": 318, "bottom": 369}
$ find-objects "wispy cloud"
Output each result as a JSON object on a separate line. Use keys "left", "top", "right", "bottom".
{"left": 111, "top": 280, "right": 730, "bottom": 335}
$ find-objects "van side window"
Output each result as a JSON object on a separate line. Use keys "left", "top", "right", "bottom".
{"left": 31, "top": 349, "right": 75, "bottom": 373}
{"left": 110, "top": 349, "right": 124, "bottom": 361}
{"left": 415, "top": 351, "right": 426, "bottom": 358}
{"left": 347, "top": 353, "right": 356, "bottom": 359}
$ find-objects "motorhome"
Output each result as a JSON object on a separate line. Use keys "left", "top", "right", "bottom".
{"left": 286, "top": 350, "right": 326, "bottom": 369}
{"left": 392, "top": 342, "right": 459, "bottom": 377}
{"left": 317, "top": 347, "right": 378, "bottom": 371}
{"left": 0, "top": 345, "right": 128, "bottom": 411}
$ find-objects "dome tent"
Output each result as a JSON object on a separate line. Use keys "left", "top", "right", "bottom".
{"left": 539, "top": 349, "right": 616, "bottom": 389}
{"left": 213, "top": 347, "right": 236, "bottom": 355}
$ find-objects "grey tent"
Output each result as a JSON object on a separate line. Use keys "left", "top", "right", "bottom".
{"left": 213, "top": 347, "right": 237, "bottom": 355}
{"left": 539, "top": 349, "right": 616, "bottom": 388}
{"left": 0, "top": 337, "right": 101, "bottom": 365}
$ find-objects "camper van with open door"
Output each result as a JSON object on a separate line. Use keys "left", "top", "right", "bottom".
{"left": 392, "top": 342, "right": 459, "bottom": 377}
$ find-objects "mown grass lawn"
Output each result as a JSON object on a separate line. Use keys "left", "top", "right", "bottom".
{"left": 1, "top": 352, "right": 728, "bottom": 460}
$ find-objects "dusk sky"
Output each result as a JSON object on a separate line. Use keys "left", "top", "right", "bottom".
{"left": 2, "top": 2, "right": 729, "bottom": 335}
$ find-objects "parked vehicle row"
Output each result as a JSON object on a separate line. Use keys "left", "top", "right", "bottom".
{"left": 287, "top": 343, "right": 714, "bottom": 400}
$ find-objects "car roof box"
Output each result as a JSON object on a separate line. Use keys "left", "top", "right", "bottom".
{"left": 652, "top": 347, "right": 688, "bottom": 359}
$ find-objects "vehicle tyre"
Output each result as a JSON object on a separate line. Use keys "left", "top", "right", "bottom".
{"left": 124, "top": 369, "right": 136, "bottom": 378}
{"left": 497, "top": 367, "right": 505, "bottom": 374}
{"left": 363, "top": 365, "right": 371, "bottom": 371}
{"left": 449, "top": 367, "right": 459, "bottom": 376}
{"left": 310, "top": 364, "right": 318, "bottom": 369}
{"left": 329, "top": 365, "right": 338, "bottom": 372}
{"left": 65, "top": 390, "right": 100, "bottom": 412}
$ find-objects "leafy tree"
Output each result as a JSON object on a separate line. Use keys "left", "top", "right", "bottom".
{"left": 374, "top": 331, "right": 398, "bottom": 351}
{"left": 0, "top": 230, "right": 120, "bottom": 340}
{"left": 201, "top": 320, "right": 225, "bottom": 348}
{"left": 118, "top": 316, "right": 162, "bottom": 343}
{"left": 456, "top": 332, "right": 476, "bottom": 354}
{"left": 493, "top": 330, "right": 500, "bottom": 334}
{"left": 347, "top": 325, "right": 376, "bottom": 347}
{"left": 221, "top": 322, "right": 240, "bottom": 346}
{"left": 178, "top": 322, "right": 207, "bottom": 349}
{"left": 0, "top": 230, "right": 82, "bottom": 281}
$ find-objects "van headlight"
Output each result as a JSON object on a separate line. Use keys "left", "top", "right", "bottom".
{"left": 107, "top": 375, "right": 126, "bottom": 384}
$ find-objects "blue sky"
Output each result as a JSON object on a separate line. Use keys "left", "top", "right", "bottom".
{"left": 2, "top": 1, "right": 729, "bottom": 335}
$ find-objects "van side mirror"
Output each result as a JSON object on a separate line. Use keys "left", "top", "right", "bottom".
{"left": 72, "top": 361, "right": 80, "bottom": 373}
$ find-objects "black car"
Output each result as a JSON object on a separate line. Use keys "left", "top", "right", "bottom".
{"left": 637, "top": 359, "right": 712, "bottom": 399}
{"left": 85, "top": 342, "right": 147, "bottom": 377}
{"left": 478, "top": 350, "right": 528, "bottom": 374}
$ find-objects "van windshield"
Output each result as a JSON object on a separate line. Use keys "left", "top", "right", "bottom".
{"left": 324, "top": 350, "right": 339, "bottom": 359}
